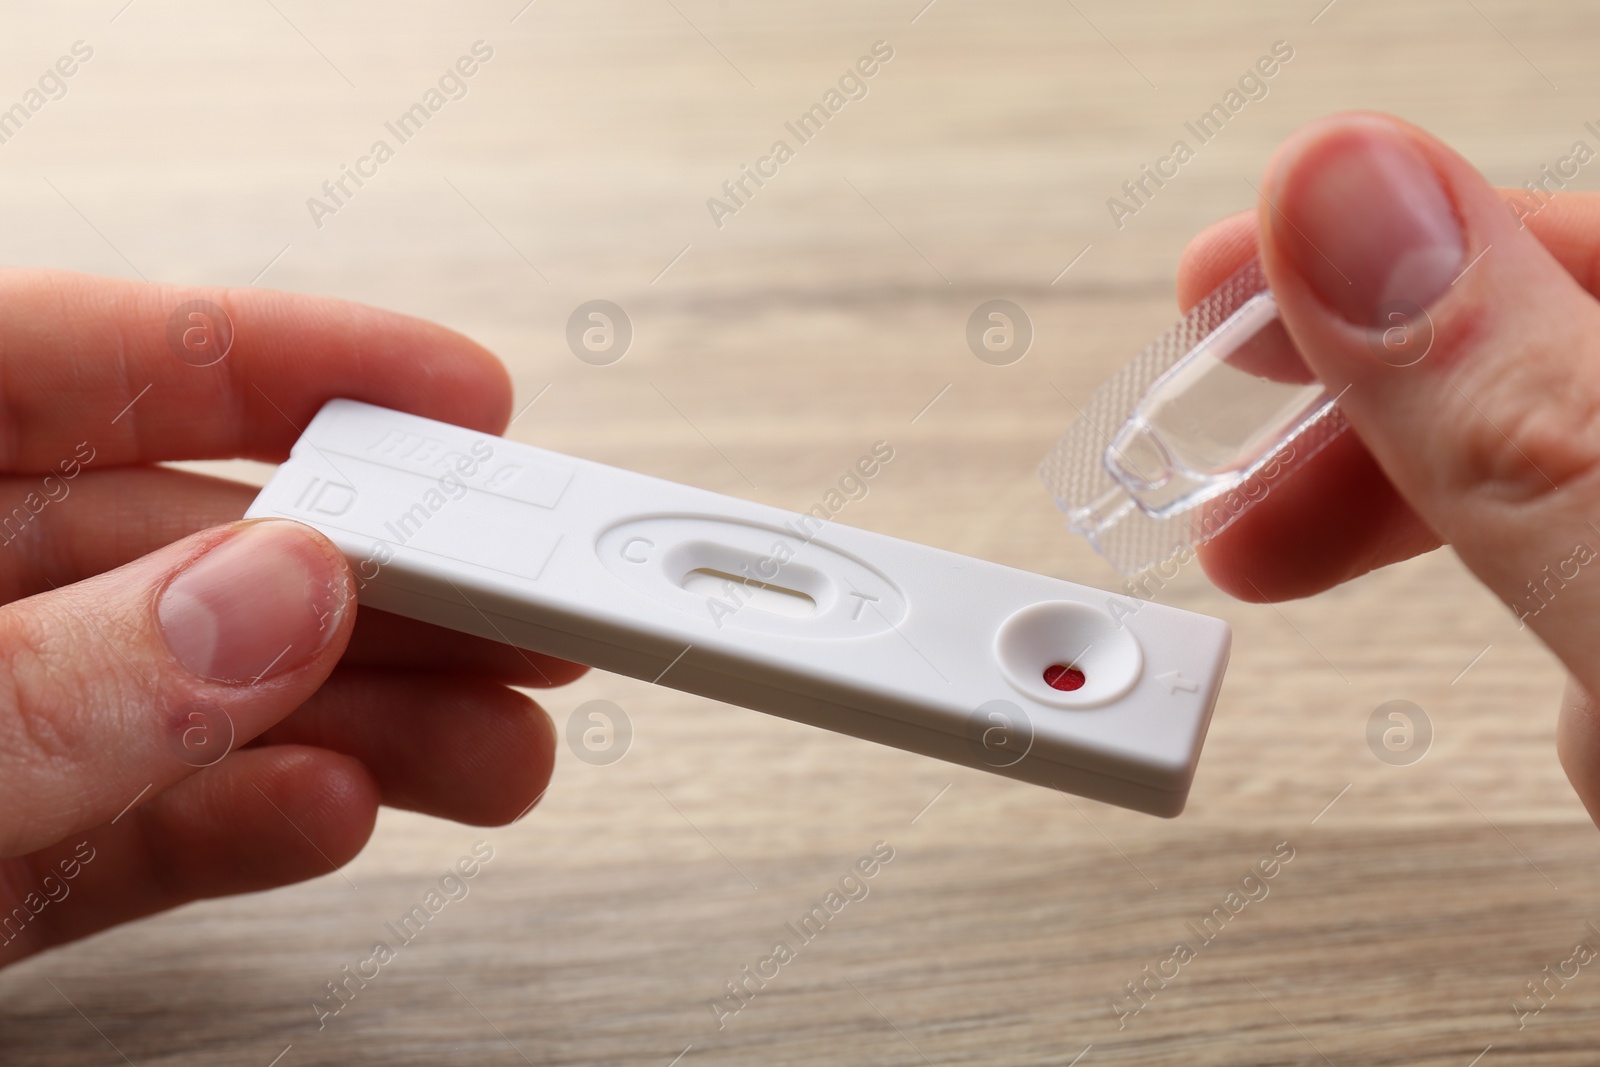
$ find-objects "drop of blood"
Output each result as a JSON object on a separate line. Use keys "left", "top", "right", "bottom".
{"left": 1043, "top": 664, "right": 1086, "bottom": 692}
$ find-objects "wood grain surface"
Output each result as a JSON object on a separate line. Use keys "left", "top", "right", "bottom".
{"left": 1, "top": 1, "right": 1597, "bottom": 1064}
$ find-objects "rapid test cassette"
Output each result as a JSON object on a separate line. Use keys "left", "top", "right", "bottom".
{"left": 246, "top": 399, "right": 1231, "bottom": 816}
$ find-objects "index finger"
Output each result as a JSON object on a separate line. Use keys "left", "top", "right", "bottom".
{"left": 0, "top": 268, "right": 513, "bottom": 472}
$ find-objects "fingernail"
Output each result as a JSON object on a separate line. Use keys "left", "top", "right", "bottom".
{"left": 158, "top": 520, "right": 350, "bottom": 683}
{"left": 1274, "top": 119, "right": 1465, "bottom": 327}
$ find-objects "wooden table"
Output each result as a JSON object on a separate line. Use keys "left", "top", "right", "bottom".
{"left": 2, "top": 1, "right": 1597, "bottom": 1063}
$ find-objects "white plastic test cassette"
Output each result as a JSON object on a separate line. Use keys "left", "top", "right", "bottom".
{"left": 247, "top": 399, "right": 1231, "bottom": 816}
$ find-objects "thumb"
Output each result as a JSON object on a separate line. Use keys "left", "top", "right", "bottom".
{"left": 1258, "top": 112, "right": 1600, "bottom": 694}
{"left": 0, "top": 518, "right": 354, "bottom": 857}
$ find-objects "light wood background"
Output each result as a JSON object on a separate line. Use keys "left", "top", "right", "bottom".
{"left": 1, "top": 1, "right": 1598, "bottom": 1064}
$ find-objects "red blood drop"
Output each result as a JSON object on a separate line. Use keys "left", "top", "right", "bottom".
{"left": 1043, "top": 664, "right": 1086, "bottom": 692}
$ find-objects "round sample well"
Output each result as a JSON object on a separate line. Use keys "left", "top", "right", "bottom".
{"left": 993, "top": 601, "right": 1142, "bottom": 709}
